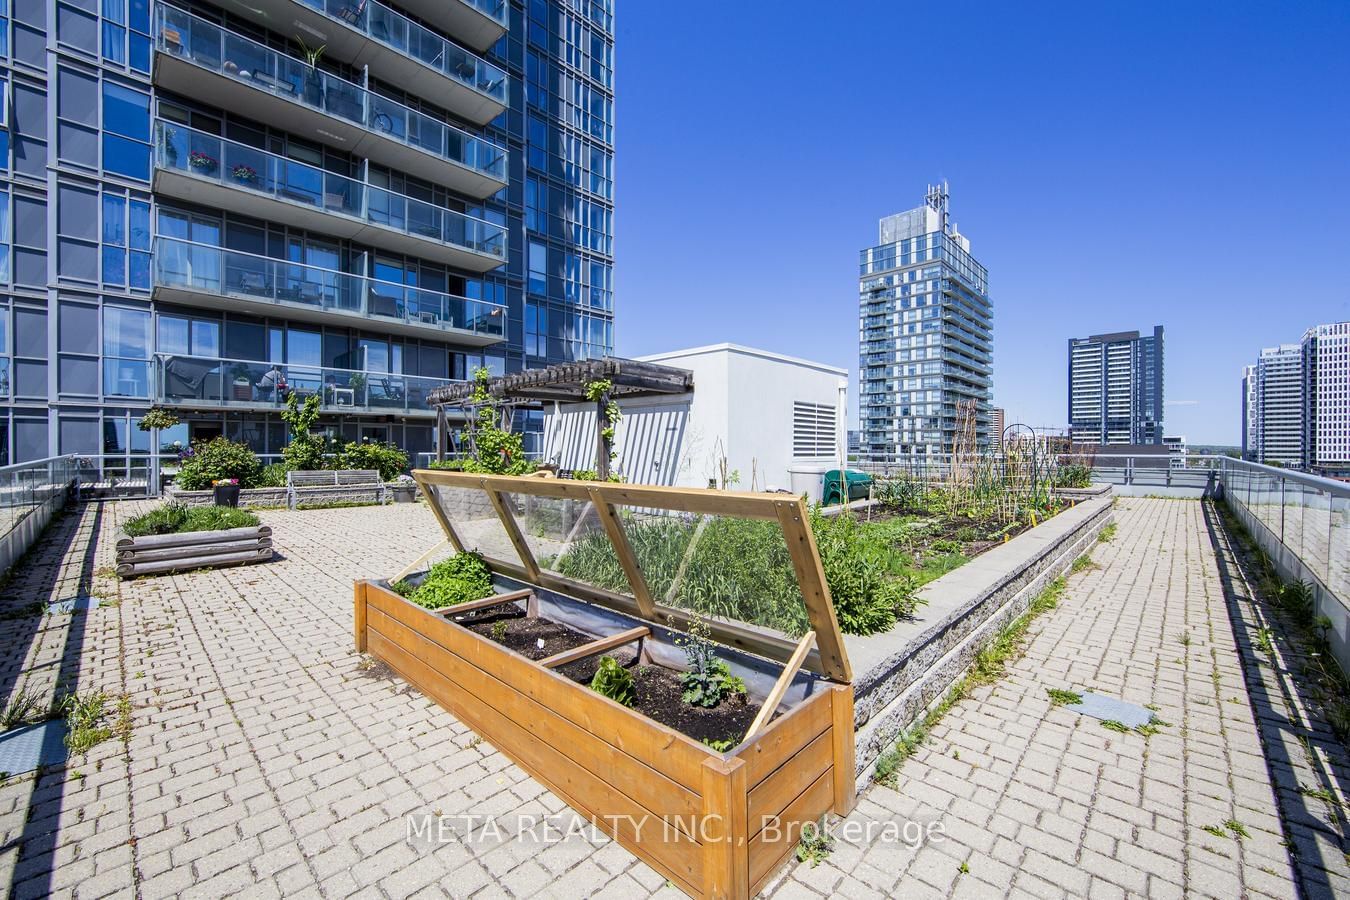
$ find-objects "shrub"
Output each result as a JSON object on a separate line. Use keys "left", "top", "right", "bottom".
{"left": 811, "top": 510, "right": 924, "bottom": 634}
{"left": 427, "top": 459, "right": 465, "bottom": 471}
{"left": 408, "top": 552, "right": 494, "bottom": 610}
{"left": 458, "top": 367, "right": 536, "bottom": 475}
{"left": 336, "top": 440, "right": 408, "bottom": 481}
{"left": 279, "top": 393, "right": 325, "bottom": 472}
{"left": 589, "top": 656, "right": 635, "bottom": 707}
{"left": 1054, "top": 464, "right": 1092, "bottom": 489}
{"left": 256, "top": 463, "right": 289, "bottom": 488}
{"left": 123, "top": 503, "right": 259, "bottom": 537}
{"left": 174, "top": 438, "right": 262, "bottom": 490}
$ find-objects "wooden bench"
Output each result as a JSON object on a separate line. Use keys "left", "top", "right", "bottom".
{"left": 286, "top": 469, "right": 386, "bottom": 508}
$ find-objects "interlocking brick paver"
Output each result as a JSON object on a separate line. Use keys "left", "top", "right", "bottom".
{"left": 777, "top": 498, "right": 1315, "bottom": 897}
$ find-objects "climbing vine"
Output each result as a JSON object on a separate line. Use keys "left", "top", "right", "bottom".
{"left": 460, "top": 367, "right": 534, "bottom": 475}
{"left": 584, "top": 378, "right": 622, "bottom": 478}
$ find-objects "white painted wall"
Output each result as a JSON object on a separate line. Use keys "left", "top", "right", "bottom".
{"left": 541, "top": 344, "right": 847, "bottom": 490}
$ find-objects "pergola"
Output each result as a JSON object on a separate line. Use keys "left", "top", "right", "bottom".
{"left": 427, "top": 357, "right": 694, "bottom": 478}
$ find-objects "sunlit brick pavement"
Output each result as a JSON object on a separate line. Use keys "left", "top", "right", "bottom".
{"left": 766, "top": 498, "right": 1311, "bottom": 899}
{"left": 0, "top": 497, "right": 1333, "bottom": 898}
{"left": 0, "top": 501, "right": 680, "bottom": 899}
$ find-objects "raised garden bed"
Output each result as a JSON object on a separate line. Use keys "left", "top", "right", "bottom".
{"left": 116, "top": 504, "right": 272, "bottom": 578}
{"left": 357, "top": 473, "right": 858, "bottom": 898}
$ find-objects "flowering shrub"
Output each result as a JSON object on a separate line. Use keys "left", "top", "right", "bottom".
{"left": 174, "top": 438, "right": 262, "bottom": 490}
{"left": 188, "top": 151, "right": 218, "bottom": 170}
{"left": 231, "top": 164, "right": 258, "bottom": 182}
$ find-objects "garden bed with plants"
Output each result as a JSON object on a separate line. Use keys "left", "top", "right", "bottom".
{"left": 358, "top": 473, "right": 858, "bottom": 899}
{"left": 115, "top": 504, "right": 272, "bottom": 578}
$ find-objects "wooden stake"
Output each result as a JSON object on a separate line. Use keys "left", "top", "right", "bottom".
{"left": 743, "top": 631, "right": 815, "bottom": 742}
{"left": 538, "top": 625, "right": 649, "bottom": 669}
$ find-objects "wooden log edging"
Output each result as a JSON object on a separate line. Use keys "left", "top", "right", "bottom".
{"left": 115, "top": 525, "right": 273, "bottom": 579}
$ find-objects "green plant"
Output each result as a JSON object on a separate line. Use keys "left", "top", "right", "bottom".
{"left": 280, "top": 393, "right": 326, "bottom": 471}
{"left": 296, "top": 35, "right": 326, "bottom": 67}
{"left": 459, "top": 368, "right": 535, "bottom": 475}
{"left": 1255, "top": 627, "right": 1274, "bottom": 656}
{"left": 1224, "top": 819, "right": 1250, "bottom": 839}
{"left": 1203, "top": 824, "right": 1228, "bottom": 838}
{"left": 389, "top": 579, "right": 414, "bottom": 597}
{"left": 1101, "top": 719, "right": 1129, "bottom": 733}
{"left": 676, "top": 619, "right": 746, "bottom": 708}
{"left": 1054, "top": 464, "right": 1092, "bottom": 489}
{"left": 122, "top": 504, "right": 259, "bottom": 537}
{"left": 427, "top": 459, "right": 466, "bottom": 471}
{"left": 490, "top": 620, "right": 509, "bottom": 641}
{"left": 589, "top": 656, "right": 635, "bottom": 707}
{"left": 795, "top": 819, "right": 833, "bottom": 867}
{"left": 174, "top": 437, "right": 263, "bottom": 489}
{"left": 1279, "top": 580, "right": 1315, "bottom": 626}
{"left": 0, "top": 687, "right": 47, "bottom": 730}
{"left": 61, "top": 692, "right": 113, "bottom": 755}
{"left": 1046, "top": 688, "right": 1082, "bottom": 706}
{"left": 336, "top": 440, "right": 409, "bottom": 481}
{"left": 136, "top": 407, "right": 180, "bottom": 431}
{"left": 1069, "top": 553, "right": 1097, "bottom": 574}
{"left": 1098, "top": 523, "right": 1117, "bottom": 542}
{"left": 256, "top": 463, "right": 289, "bottom": 488}
{"left": 407, "top": 553, "right": 493, "bottom": 610}
{"left": 702, "top": 737, "right": 737, "bottom": 752}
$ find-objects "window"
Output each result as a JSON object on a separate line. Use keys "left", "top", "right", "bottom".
{"left": 793, "top": 402, "right": 837, "bottom": 458}
{"left": 102, "top": 81, "right": 150, "bottom": 180}
{"left": 528, "top": 240, "right": 547, "bottom": 295}
{"left": 103, "top": 305, "right": 150, "bottom": 396}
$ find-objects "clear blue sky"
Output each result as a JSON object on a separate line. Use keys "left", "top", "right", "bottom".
{"left": 610, "top": 0, "right": 1350, "bottom": 445}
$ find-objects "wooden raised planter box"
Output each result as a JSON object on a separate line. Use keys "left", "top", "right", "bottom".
{"left": 357, "top": 472, "right": 859, "bottom": 899}
{"left": 115, "top": 525, "right": 272, "bottom": 578}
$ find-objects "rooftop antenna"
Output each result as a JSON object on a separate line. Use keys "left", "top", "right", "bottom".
{"left": 925, "top": 180, "right": 950, "bottom": 233}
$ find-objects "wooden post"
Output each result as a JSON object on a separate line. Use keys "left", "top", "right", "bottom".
{"left": 774, "top": 499, "right": 852, "bottom": 684}
{"left": 435, "top": 406, "right": 448, "bottom": 463}
{"left": 589, "top": 488, "right": 656, "bottom": 619}
{"left": 596, "top": 391, "right": 611, "bottom": 481}
{"left": 829, "top": 684, "right": 856, "bottom": 816}
{"left": 701, "top": 756, "right": 748, "bottom": 900}
{"left": 354, "top": 580, "right": 368, "bottom": 652}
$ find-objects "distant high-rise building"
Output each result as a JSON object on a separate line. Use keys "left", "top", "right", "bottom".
{"left": 858, "top": 184, "right": 992, "bottom": 459}
{"left": 1255, "top": 344, "right": 1305, "bottom": 467}
{"left": 1067, "top": 327, "right": 1164, "bottom": 445}
{"left": 990, "top": 407, "right": 1005, "bottom": 449}
{"left": 1302, "top": 322, "right": 1350, "bottom": 477}
{"left": 1241, "top": 364, "right": 1259, "bottom": 460}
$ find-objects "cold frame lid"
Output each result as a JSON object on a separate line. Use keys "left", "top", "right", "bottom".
{"left": 411, "top": 469, "right": 853, "bottom": 684}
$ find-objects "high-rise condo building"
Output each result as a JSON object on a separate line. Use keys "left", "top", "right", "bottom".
{"left": 990, "top": 406, "right": 1005, "bottom": 449}
{"left": 1254, "top": 344, "right": 1305, "bottom": 467}
{"left": 858, "top": 184, "right": 992, "bottom": 459}
{"left": 1067, "top": 327, "right": 1164, "bottom": 445}
{"left": 1, "top": 0, "right": 614, "bottom": 469}
{"left": 1301, "top": 322, "right": 1350, "bottom": 477}
{"left": 1241, "top": 363, "right": 1258, "bottom": 460}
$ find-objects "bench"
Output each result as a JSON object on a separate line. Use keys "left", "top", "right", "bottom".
{"left": 285, "top": 469, "right": 386, "bottom": 508}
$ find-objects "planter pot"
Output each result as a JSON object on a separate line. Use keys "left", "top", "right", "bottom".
{"left": 213, "top": 484, "right": 241, "bottom": 507}
{"left": 391, "top": 484, "right": 417, "bottom": 503}
{"left": 116, "top": 525, "right": 272, "bottom": 578}
{"left": 232, "top": 378, "right": 251, "bottom": 400}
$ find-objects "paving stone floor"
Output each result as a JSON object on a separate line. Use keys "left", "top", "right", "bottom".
{"left": 0, "top": 497, "right": 1337, "bottom": 899}
{"left": 766, "top": 498, "right": 1330, "bottom": 899}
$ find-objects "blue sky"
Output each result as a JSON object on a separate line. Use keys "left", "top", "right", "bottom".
{"left": 609, "top": 0, "right": 1350, "bottom": 445}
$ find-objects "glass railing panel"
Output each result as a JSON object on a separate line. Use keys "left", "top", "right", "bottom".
{"left": 156, "top": 354, "right": 457, "bottom": 412}
{"left": 156, "top": 122, "right": 505, "bottom": 260}
{"left": 155, "top": 7, "right": 506, "bottom": 182}
{"left": 153, "top": 236, "right": 506, "bottom": 336}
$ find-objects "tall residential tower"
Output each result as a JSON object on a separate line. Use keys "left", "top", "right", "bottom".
{"left": 1254, "top": 344, "right": 1305, "bottom": 467}
{"left": 1067, "top": 327, "right": 1164, "bottom": 445}
{"left": 858, "top": 185, "right": 992, "bottom": 459}
{"left": 1, "top": 0, "right": 614, "bottom": 468}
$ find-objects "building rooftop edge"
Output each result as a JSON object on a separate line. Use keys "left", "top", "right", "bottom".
{"left": 636, "top": 343, "right": 848, "bottom": 378}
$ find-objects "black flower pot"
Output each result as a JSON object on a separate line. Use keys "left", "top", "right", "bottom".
{"left": 213, "top": 484, "right": 241, "bottom": 507}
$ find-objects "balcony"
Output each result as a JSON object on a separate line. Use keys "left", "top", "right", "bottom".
{"left": 154, "top": 122, "right": 505, "bottom": 272}
{"left": 152, "top": 237, "right": 507, "bottom": 346}
{"left": 155, "top": 353, "right": 458, "bottom": 417}
{"left": 400, "top": 0, "right": 506, "bottom": 53}
{"left": 153, "top": 7, "right": 507, "bottom": 198}
{"left": 216, "top": 0, "right": 507, "bottom": 125}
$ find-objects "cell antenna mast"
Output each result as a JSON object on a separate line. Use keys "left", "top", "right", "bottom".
{"left": 926, "top": 181, "right": 950, "bottom": 233}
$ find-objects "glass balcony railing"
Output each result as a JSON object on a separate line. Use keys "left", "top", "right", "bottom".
{"left": 463, "top": 0, "right": 507, "bottom": 27}
{"left": 154, "top": 6, "right": 507, "bottom": 183}
{"left": 296, "top": 0, "right": 507, "bottom": 106}
{"left": 155, "top": 353, "right": 459, "bottom": 415}
{"left": 154, "top": 122, "right": 506, "bottom": 262}
{"left": 152, "top": 237, "right": 507, "bottom": 340}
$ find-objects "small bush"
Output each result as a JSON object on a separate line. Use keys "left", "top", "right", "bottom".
{"left": 427, "top": 459, "right": 466, "bottom": 471}
{"left": 336, "top": 440, "right": 409, "bottom": 481}
{"left": 407, "top": 552, "right": 494, "bottom": 610}
{"left": 255, "top": 463, "right": 289, "bottom": 488}
{"left": 174, "top": 437, "right": 262, "bottom": 490}
{"left": 589, "top": 656, "right": 635, "bottom": 707}
{"left": 123, "top": 503, "right": 259, "bottom": 537}
{"left": 677, "top": 620, "right": 746, "bottom": 708}
{"left": 1055, "top": 464, "right": 1092, "bottom": 489}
